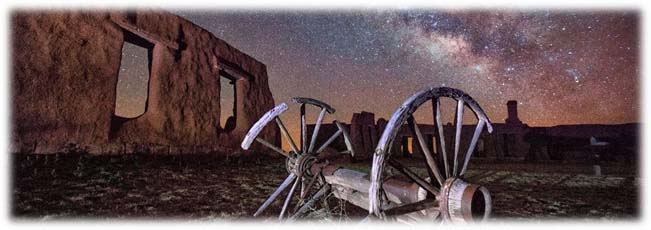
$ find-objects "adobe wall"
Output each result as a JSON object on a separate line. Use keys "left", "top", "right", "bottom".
{"left": 11, "top": 11, "right": 279, "bottom": 156}
{"left": 349, "top": 111, "right": 378, "bottom": 160}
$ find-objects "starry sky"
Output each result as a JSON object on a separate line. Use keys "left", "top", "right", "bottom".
{"left": 116, "top": 10, "right": 639, "bottom": 133}
{"left": 115, "top": 42, "right": 149, "bottom": 118}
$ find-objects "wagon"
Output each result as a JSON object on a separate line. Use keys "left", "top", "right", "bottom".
{"left": 241, "top": 87, "right": 493, "bottom": 223}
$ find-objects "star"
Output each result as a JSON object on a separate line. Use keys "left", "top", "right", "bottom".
{"left": 107, "top": 10, "right": 637, "bottom": 135}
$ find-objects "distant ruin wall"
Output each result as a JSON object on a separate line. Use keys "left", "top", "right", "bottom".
{"left": 311, "top": 107, "right": 637, "bottom": 163}
{"left": 349, "top": 111, "right": 377, "bottom": 160}
{"left": 11, "top": 11, "right": 279, "bottom": 156}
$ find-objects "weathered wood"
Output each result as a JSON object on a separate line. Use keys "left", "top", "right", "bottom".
{"left": 276, "top": 117, "right": 299, "bottom": 154}
{"left": 110, "top": 16, "right": 180, "bottom": 50}
{"left": 290, "top": 184, "right": 331, "bottom": 220}
{"left": 433, "top": 98, "right": 450, "bottom": 178}
{"left": 384, "top": 199, "right": 438, "bottom": 217}
{"left": 324, "top": 168, "right": 371, "bottom": 194}
{"left": 369, "top": 150, "right": 387, "bottom": 216}
{"left": 301, "top": 168, "right": 322, "bottom": 199}
{"left": 279, "top": 173, "right": 302, "bottom": 219}
{"left": 316, "top": 129, "right": 342, "bottom": 153}
{"left": 325, "top": 168, "right": 424, "bottom": 208}
{"left": 407, "top": 116, "right": 444, "bottom": 186}
{"left": 370, "top": 87, "right": 495, "bottom": 218}
{"left": 388, "top": 159, "right": 439, "bottom": 196}
{"left": 255, "top": 138, "right": 287, "bottom": 157}
{"left": 254, "top": 173, "right": 297, "bottom": 216}
{"left": 330, "top": 180, "right": 435, "bottom": 218}
{"left": 245, "top": 88, "right": 495, "bottom": 221}
{"left": 453, "top": 99, "right": 464, "bottom": 176}
{"left": 335, "top": 120, "right": 356, "bottom": 157}
{"left": 241, "top": 103, "right": 288, "bottom": 150}
{"left": 430, "top": 98, "right": 446, "bottom": 181}
{"left": 440, "top": 178, "right": 492, "bottom": 223}
{"left": 292, "top": 97, "right": 336, "bottom": 113}
{"left": 330, "top": 184, "right": 372, "bottom": 211}
{"left": 460, "top": 120, "right": 486, "bottom": 176}
{"left": 308, "top": 108, "right": 327, "bottom": 153}
{"left": 241, "top": 98, "right": 358, "bottom": 219}
{"left": 300, "top": 104, "right": 307, "bottom": 152}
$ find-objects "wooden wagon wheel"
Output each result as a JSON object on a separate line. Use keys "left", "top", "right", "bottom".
{"left": 368, "top": 87, "right": 494, "bottom": 223}
{"left": 241, "top": 97, "right": 355, "bottom": 220}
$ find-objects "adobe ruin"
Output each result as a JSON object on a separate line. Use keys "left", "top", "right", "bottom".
{"left": 311, "top": 101, "right": 638, "bottom": 162}
{"left": 11, "top": 11, "right": 279, "bottom": 156}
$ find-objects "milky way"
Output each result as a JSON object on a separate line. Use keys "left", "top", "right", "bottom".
{"left": 118, "top": 10, "right": 639, "bottom": 134}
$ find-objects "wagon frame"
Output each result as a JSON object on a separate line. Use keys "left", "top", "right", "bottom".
{"left": 241, "top": 87, "right": 494, "bottom": 223}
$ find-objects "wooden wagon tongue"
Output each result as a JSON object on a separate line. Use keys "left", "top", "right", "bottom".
{"left": 314, "top": 163, "right": 492, "bottom": 223}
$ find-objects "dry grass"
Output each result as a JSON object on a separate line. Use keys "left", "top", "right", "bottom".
{"left": 12, "top": 154, "right": 638, "bottom": 221}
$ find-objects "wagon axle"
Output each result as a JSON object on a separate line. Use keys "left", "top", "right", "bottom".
{"left": 303, "top": 161, "right": 491, "bottom": 222}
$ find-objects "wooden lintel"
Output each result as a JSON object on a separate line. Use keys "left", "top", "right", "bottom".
{"left": 110, "top": 16, "right": 180, "bottom": 50}
{"left": 218, "top": 58, "right": 254, "bottom": 81}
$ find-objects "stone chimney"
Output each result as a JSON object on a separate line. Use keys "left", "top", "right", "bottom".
{"left": 505, "top": 100, "right": 523, "bottom": 125}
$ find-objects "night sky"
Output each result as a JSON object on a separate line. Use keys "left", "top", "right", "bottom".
{"left": 116, "top": 10, "right": 639, "bottom": 135}
{"left": 115, "top": 42, "right": 150, "bottom": 118}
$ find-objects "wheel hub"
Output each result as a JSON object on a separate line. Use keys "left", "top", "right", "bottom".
{"left": 439, "top": 178, "right": 492, "bottom": 223}
{"left": 286, "top": 153, "right": 317, "bottom": 177}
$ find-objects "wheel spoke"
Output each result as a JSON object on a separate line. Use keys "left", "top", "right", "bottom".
{"left": 406, "top": 116, "right": 444, "bottom": 187}
{"left": 383, "top": 198, "right": 438, "bottom": 217}
{"left": 301, "top": 167, "right": 323, "bottom": 199}
{"left": 275, "top": 117, "right": 299, "bottom": 154}
{"left": 300, "top": 104, "right": 307, "bottom": 153}
{"left": 316, "top": 129, "right": 342, "bottom": 154}
{"left": 432, "top": 98, "right": 450, "bottom": 178}
{"left": 460, "top": 120, "right": 486, "bottom": 176}
{"left": 308, "top": 108, "right": 327, "bottom": 153}
{"left": 453, "top": 99, "right": 464, "bottom": 177}
{"left": 289, "top": 184, "right": 330, "bottom": 221}
{"left": 335, "top": 120, "right": 356, "bottom": 157}
{"left": 254, "top": 173, "right": 297, "bottom": 216}
{"left": 255, "top": 138, "right": 287, "bottom": 157}
{"left": 300, "top": 176, "right": 305, "bottom": 202}
{"left": 279, "top": 173, "right": 303, "bottom": 219}
{"left": 388, "top": 158, "right": 439, "bottom": 196}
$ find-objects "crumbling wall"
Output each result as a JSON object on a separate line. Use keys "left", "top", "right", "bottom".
{"left": 11, "top": 11, "right": 278, "bottom": 156}
{"left": 349, "top": 111, "right": 377, "bottom": 160}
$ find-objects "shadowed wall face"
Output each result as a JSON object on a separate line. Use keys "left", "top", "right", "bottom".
{"left": 11, "top": 11, "right": 278, "bottom": 155}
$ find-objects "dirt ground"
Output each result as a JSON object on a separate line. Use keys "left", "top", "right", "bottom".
{"left": 11, "top": 153, "right": 639, "bottom": 221}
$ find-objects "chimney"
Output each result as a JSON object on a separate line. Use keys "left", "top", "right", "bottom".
{"left": 505, "top": 100, "right": 523, "bottom": 125}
